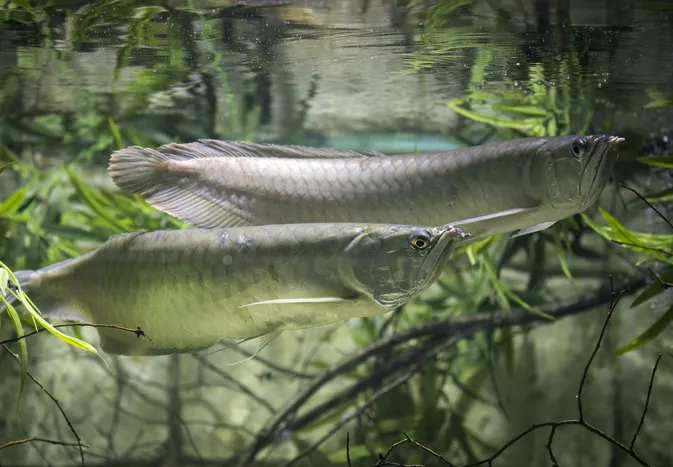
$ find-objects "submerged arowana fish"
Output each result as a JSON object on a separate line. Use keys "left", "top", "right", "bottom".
{"left": 108, "top": 135, "right": 623, "bottom": 240}
{"left": 2, "top": 223, "right": 465, "bottom": 356}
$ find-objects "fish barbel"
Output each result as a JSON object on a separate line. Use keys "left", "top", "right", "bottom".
{"left": 2, "top": 223, "right": 465, "bottom": 356}
{"left": 108, "top": 135, "right": 624, "bottom": 239}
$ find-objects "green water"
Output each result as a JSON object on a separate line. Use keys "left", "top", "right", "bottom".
{"left": 0, "top": 1, "right": 672, "bottom": 466}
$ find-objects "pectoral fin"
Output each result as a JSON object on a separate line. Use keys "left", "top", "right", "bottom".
{"left": 451, "top": 206, "right": 539, "bottom": 240}
{"left": 510, "top": 221, "right": 556, "bottom": 238}
{"left": 224, "top": 329, "right": 284, "bottom": 366}
{"left": 239, "top": 297, "right": 352, "bottom": 308}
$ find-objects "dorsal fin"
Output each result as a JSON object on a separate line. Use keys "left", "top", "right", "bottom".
{"left": 151, "top": 139, "right": 385, "bottom": 160}
{"left": 108, "top": 140, "right": 385, "bottom": 229}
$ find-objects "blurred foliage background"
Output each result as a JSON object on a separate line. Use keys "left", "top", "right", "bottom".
{"left": 0, "top": 0, "right": 672, "bottom": 466}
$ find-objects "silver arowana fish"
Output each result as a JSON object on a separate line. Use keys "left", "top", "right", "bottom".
{"left": 2, "top": 223, "right": 465, "bottom": 356}
{"left": 108, "top": 135, "right": 624, "bottom": 240}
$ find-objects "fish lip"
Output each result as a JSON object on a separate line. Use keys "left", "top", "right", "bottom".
{"left": 581, "top": 134, "right": 623, "bottom": 201}
{"left": 413, "top": 224, "right": 466, "bottom": 291}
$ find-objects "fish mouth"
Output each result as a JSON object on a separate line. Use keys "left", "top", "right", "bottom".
{"left": 413, "top": 224, "right": 468, "bottom": 292}
{"left": 580, "top": 135, "right": 623, "bottom": 204}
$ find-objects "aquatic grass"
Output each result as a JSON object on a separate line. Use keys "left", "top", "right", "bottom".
{"left": 0, "top": 261, "right": 100, "bottom": 401}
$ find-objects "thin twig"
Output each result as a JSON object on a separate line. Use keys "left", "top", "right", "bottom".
{"left": 347, "top": 432, "right": 353, "bottom": 467}
{"left": 648, "top": 268, "right": 672, "bottom": 288}
{"left": 630, "top": 354, "right": 662, "bottom": 451}
{"left": 1, "top": 344, "right": 85, "bottom": 466}
{"left": 0, "top": 322, "right": 152, "bottom": 346}
{"left": 578, "top": 288, "right": 625, "bottom": 422}
{"left": 231, "top": 346, "right": 317, "bottom": 380}
{"left": 546, "top": 426, "right": 558, "bottom": 467}
{"left": 620, "top": 183, "right": 673, "bottom": 231}
{"left": 375, "top": 278, "right": 658, "bottom": 467}
{"left": 0, "top": 438, "right": 88, "bottom": 451}
{"left": 239, "top": 277, "right": 646, "bottom": 465}
{"left": 611, "top": 240, "right": 673, "bottom": 257}
{"left": 281, "top": 369, "right": 418, "bottom": 467}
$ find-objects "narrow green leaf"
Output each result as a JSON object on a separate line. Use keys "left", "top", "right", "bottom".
{"left": 0, "top": 186, "right": 28, "bottom": 217}
{"left": 0, "top": 262, "right": 100, "bottom": 356}
{"left": 0, "top": 161, "right": 17, "bottom": 174}
{"left": 553, "top": 225, "right": 573, "bottom": 281}
{"left": 447, "top": 100, "right": 543, "bottom": 131}
{"left": 0, "top": 268, "right": 8, "bottom": 294}
{"left": 637, "top": 156, "right": 673, "bottom": 169}
{"left": 108, "top": 118, "right": 124, "bottom": 150}
{"left": 63, "top": 166, "right": 130, "bottom": 233}
{"left": 617, "top": 304, "right": 673, "bottom": 356}
{"left": 631, "top": 266, "right": 673, "bottom": 308}
{"left": 1, "top": 296, "right": 27, "bottom": 401}
{"left": 10, "top": 0, "right": 32, "bottom": 8}
{"left": 327, "top": 444, "right": 371, "bottom": 463}
{"left": 599, "top": 208, "right": 638, "bottom": 243}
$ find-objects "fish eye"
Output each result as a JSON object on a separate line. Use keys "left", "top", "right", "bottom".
{"left": 409, "top": 229, "right": 432, "bottom": 250}
{"left": 571, "top": 138, "right": 588, "bottom": 159}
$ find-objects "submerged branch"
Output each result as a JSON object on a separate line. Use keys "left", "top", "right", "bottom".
{"left": 374, "top": 277, "right": 659, "bottom": 467}
{"left": 239, "top": 276, "right": 647, "bottom": 464}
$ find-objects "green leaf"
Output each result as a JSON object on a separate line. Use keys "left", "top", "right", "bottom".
{"left": 637, "top": 156, "right": 673, "bottom": 168}
{"left": 0, "top": 262, "right": 101, "bottom": 357}
{"left": 447, "top": 100, "right": 543, "bottom": 132}
{"left": 644, "top": 186, "right": 673, "bottom": 204}
{"left": 0, "top": 186, "right": 28, "bottom": 217}
{"left": 631, "top": 266, "right": 673, "bottom": 308}
{"left": 599, "top": 208, "right": 638, "bottom": 243}
{"left": 1, "top": 295, "right": 28, "bottom": 401}
{"left": 327, "top": 444, "right": 371, "bottom": 463}
{"left": 617, "top": 304, "right": 673, "bottom": 356}
{"left": 553, "top": 224, "right": 573, "bottom": 281}
{"left": 108, "top": 118, "right": 124, "bottom": 150}
{"left": 63, "top": 166, "right": 130, "bottom": 233}
{"left": 0, "top": 161, "right": 17, "bottom": 174}
{"left": 482, "top": 255, "right": 552, "bottom": 319}
{"left": 0, "top": 268, "right": 8, "bottom": 295}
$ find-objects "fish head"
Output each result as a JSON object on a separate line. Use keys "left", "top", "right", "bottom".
{"left": 532, "top": 134, "right": 622, "bottom": 212}
{"left": 343, "top": 223, "right": 468, "bottom": 309}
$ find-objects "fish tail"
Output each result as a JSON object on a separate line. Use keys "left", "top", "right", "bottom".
{"left": 1, "top": 269, "right": 36, "bottom": 313}
{"left": 108, "top": 146, "right": 174, "bottom": 198}
{"left": 108, "top": 143, "right": 252, "bottom": 228}
{"left": 2, "top": 262, "right": 89, "bottom": 322}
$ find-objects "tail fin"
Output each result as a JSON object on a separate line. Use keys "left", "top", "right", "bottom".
{"left": 1, "top": 269, "right": 36, "bottom": 313}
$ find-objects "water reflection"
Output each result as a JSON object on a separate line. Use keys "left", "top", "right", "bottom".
{"left": 0, "top": 0, "right": 671, "bottom": 159}
{"left": 0, "top": 1, "right": 672, "bottom": 466}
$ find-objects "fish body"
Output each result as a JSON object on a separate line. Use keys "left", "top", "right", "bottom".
{"left": 109, "top": 135, "right": 623, "bottom": 240}
{"left": 5, "top": 223, "right": 464, "bottom": 355}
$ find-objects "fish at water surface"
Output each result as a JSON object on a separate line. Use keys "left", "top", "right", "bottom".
{"left": 108, "top": 134, "right": 624, "bottom": 240}
{"left": 2, "top": 223, "right": 466, "bottom": 356}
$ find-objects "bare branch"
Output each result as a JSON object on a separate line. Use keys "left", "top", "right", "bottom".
{"left": 620, "top": 183, "right": 673, "bottom": 231}
{"left": 1, "top": 344, "right": 86, "bottom": 466}
{"left": 577, "top": 288, "right": 625, "bottom": 422}
{"left": 0, "top": 323, "right": 152, "bottom": 346}
{"left": 371, "top": 277, "right": 658, "bottom": 467}
{"left": 630, "top": 354, "right": 662, "bottom": 451}
{"left": 0, "top": 438, "right": 87, "bottom": 451}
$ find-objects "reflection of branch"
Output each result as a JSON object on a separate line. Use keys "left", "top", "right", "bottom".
{"left": 373, "top": 281, "right": 660, "bottom": 467}
{"left": 1, "top": 344, "right": 86, "bottom": 466}
{"left": 0, "top": 323, "right": 152, "bottom": 346}
{"left": 239, "top": 277, "right": 646, "bottom": 465}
